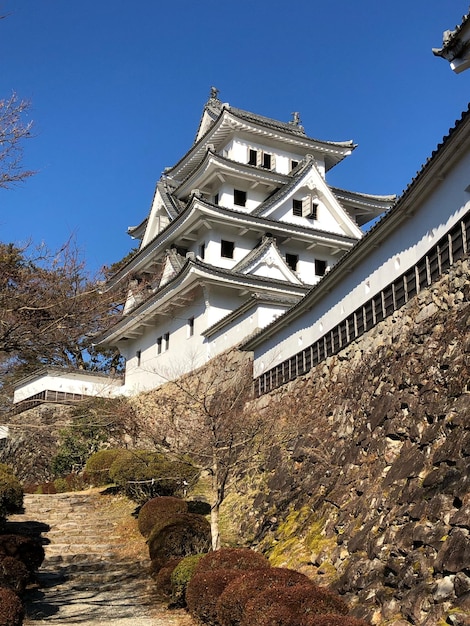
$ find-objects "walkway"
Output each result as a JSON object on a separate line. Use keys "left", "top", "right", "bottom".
{"left": 6, "top": 490, "right": 193, "bottom": 626}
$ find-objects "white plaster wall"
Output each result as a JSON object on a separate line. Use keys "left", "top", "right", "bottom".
{"left": 13, "top": 372, "right": 123, "bottom": 403}
{"left": 253, "top": 149, "right": 470, "bottom": 377}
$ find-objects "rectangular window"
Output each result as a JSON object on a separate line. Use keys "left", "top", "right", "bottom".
{"left": 262, "top": 153, "right": 272, "bottom": 169}
{"left": 164, "top": 332, "right": 170, "bottom": 351}
{"left": 214, "top": 193, "right": 219, "bottom": 205}
{"left": 188, "top": 317, "right": 194, "bottom": 338}
{"left": 308, "top": 202, "right": 319, "bottom": 220}
{"left": 221, "top": 240, "right": 235, "bottom": 259}
{"left": 199, "top": 243, "right": 205, "bottom": 259}
{"left": 315, "top": 259, "right": 327, "bottom": 276}
{"left": 234, "top": 189, "right": 247, "bottom": 207}
{"left": 248, "top": 149, "right": 257, "bottom": 165}
{"left": 292, "top": 199, "right": 303, "bottom": 216}
{"left": 285, "top": 253, "right": 298, "bottom": 271}
{"left": 136, "top": 350, "right": 141, "bottom": 367}
{"left": 157, "top": 336, "right": 162, "bottom": 355}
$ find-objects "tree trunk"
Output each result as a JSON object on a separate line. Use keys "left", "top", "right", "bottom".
{"left": 210, "top": 501, "right": 220, "bottom": 551}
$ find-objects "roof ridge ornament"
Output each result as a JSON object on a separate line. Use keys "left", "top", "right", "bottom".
{"left": 290, "top": 111, "right": 304, "bottom": 132}
{"left": 208, "top": 86, "right": 221, "bottom": 104}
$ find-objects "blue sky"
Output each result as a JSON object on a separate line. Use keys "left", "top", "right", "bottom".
{"left": 1, "top": 1, "right": 469, "bottom": 274}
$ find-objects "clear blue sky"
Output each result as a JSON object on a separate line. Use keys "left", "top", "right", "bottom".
{"left": 1, "top": 1, "right": 469, "bottom": 274}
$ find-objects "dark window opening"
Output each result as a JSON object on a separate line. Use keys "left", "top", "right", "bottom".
{"left": 308, "top": 202, "right": 319, "bottom": 220}
{"left": 199, "top": 243, "right": 205, "bottom": 259}
{"left": 214, "top": 193, "right": 219, "bottom": 205}
{"left": 164, "top": 332, "right": 170, "bottom": 351}
{"left": 188, "top": 317, "right": 194, "bottom": 337}
{"left": 221, "top": 240, "right": 235, "bottom": 259}
{"left": 262, "top": 153, "right": 272, "bottom": 169}
{"left": 315, "top": 259, "right": 327, "bottom": 276}
{"left": 291, "top": 160, "right": 299, "bottom": 171}
{"left": 292, "top": 199, "right": 303, "bottom": 216}
{"left": 286, "top": 253, "right": 298, "bottom": 271}
{"left": 157, "top": 337, "right": 162, "bottom": 355}
{"left": 234, "top": 189, "right": 247, "bottom": 207}
{"left": 248, "top": 149, "right": 257, "bottom": 165}
{"left": 136, "top": 350, "right": 141, "bottom": 367}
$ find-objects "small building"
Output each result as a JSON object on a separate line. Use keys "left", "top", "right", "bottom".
{"left": 94, "top": 89, "right": 393, "bottom": 394}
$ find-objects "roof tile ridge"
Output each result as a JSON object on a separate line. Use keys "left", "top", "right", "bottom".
{"left": 331, "top": 186, "right": 397, "bottom": 201}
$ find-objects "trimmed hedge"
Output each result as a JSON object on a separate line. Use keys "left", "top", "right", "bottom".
{"left": 138, "top": 496, "right": 188, "bottom": 538}
{"left": 154, "top": 558, "right": 182, "bottom": 598}
{"left": 148, "top": 513, "right": 211, "bottom": 565}
{"left": 194, "top": 547, "right": 270, "bottom": 575}
{"left": 186, "top": 569, "right": 242, "bottom": 626}
{"left": 84, "top": 449, "right": 124, "bottom": 486}
{"left": 0, "top": 586, "right": 24, "bottom": 626}
{"left": 0, "top": 535, "right": 45, "bottom": 572}
{"left": 241, "top": 583, "right": 349, "bottom": 626}
{"left": 0, "top": 465, "right": 23, "bottom": 519}
{"left": 0, "top": 556, "right": 29, "bottom": 594}
{"left": 216, "top": 567, "right": 313, "bottom": 626}
{"left": 170, "top": 553, "right": 206, "bottom": 608}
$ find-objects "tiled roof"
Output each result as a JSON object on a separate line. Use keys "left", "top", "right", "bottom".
{"left": 433, "top": 10, "right": 470, "bottom": 59}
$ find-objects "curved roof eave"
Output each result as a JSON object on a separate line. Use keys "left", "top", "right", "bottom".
{"left": 96, "top": 258, "right": 309, "bottom": 345}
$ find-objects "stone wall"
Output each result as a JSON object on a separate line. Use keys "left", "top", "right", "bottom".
{"left": 235, "top": 257, "right": 470, "bottom": 625}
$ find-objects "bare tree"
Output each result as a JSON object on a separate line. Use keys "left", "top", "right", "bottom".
{"left": 0, "top": 92, "right": 34, "bottom": 188}
{"left": 130, "top": 351, "right": 265, "bottom": 550}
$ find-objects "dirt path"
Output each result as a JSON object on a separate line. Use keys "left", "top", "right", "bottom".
{"left": 7, "top": 489, "right": 194, "bottom": 626}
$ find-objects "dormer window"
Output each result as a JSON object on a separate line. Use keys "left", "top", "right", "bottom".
{"left": 234, "top": 189, "right": 247, "bottom": 207}
{"left": 309, "top": 202, "right": 319, "bottom": 221}
{"left": 293, "top": 196, "right": 319, "bottom": 219}
{"left": 292, "top": 199, "right": 303, "bottom": 216}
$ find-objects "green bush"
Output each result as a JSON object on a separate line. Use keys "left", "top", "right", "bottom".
{"left": 304, "top": 615, "right": 370, "bottom": 626}
{"left": 84, "top": 449, "right": 124, "bottom": 486}
{"left": 216, "top": 568, "right": 313, "bottom": 626}
{"left": 138, "top": 496, "right": 188, "bottom": 538}
{"left": 241, "top": 583, "right": 349, "bottom": 626}
{"left": 194, "top": 547, "right": 270, "bottom": 576}
{"left": 170, "top": 553, "right": 206, "bottom": 608}
{"left": 0, "top": 466, "right": 23, "bottom": 518}
{"left": 0, "top": 535, "right": 45, "bottom": 573}
{"left": 148, "top": 513, "right": 211, "bottom": 564}
{"left": 0, "top": 556, "right": 29, "bottom": 594}
{"left": 109, "top": 450, "right": 198, "bottom": 503}
{"left": 0, "top": 586, "right": 24, "bottom": 626}
{"left": 186, "top": 569, "right": 242, "bottom": 626}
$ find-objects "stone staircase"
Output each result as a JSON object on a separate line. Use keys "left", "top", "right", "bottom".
{"left": 6, "top": 490, "right": 192, "bottom": 626}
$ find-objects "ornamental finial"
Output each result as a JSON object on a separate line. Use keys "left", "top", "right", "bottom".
{"left": 209, "top": 86, "right": 220, "bottom": 102}
{"left": 290, "top": 111, "right": 302, "bottom": 126}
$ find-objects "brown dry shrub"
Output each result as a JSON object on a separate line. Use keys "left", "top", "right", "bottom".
{"left": 153, "top": 558, "right": 182, "bottom": 598}
{"left": 303, "top": 615, "right": 370, "bottom": 626}
{"left": 241, "top": 583, "right": 349, "bottom": 626}
{"left": 0, "top": 535, "right": 44, "bottom": 572}
{"left": 148, "top": 513, "right": 211, "bottom": 563}
{"left": 0, "top": 586, "right": 24, "bottom": 626}
{"left": 138, "top": 496, "right": 188, "bottom": 538}
{"left": 194, "top": 547, "right": 270, "bottom": 575}
{"left": 217, "top": 567, "right": 312, "bottom": 626}
{"left": 186, "top": 569, "right": 242, "bottom": 626}
{"left": 0, "top": 556, "right": 29, "bottom": 594}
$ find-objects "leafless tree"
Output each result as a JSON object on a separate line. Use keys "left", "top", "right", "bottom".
{"left": 0, "top": 92, "right": 34, "bottom": 189}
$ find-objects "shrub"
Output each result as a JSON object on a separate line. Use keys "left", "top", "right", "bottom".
{"left": 0, "top": 557, "right": 29, "bottom": 594}
{"left": 0, "top": 535, "right": 45, "bottom": 572}
{"left": 138, "top": 496, "right": 188, "bottom": 538}
{"left": 194, "top": 547, "right": 270, "bottom": 575}
{"left": 109, "top": 450, "right": 198, "bottom": 502}
{"left": 187, "top": 500, "right": 211, "bottom": 515}
{"left": 170, "top": 553, "right": 206, "bottom": 608}
{"left": 84, "top": 449, "right": 125, "bottom": 486}
{"left": 241, "top": 583, "right": 349, "bottom": 626}
{"left": 0, "top": 466, "right": 23, "bottom": 518}
{"left": 216, "top": 568, "right": 313, "bottom": 626}
{"left": 154, "top": 558, "right": 182, "bottom": 598}
{"left": 304, "top": 616, "right": 370, "bottom": 626}
{"left": 148, "top": 513, "right": 211, "bottom": 564}
{"left": 186, "top": 569, "right": 242, "bottom": 626}
{"left": 0, "top": 586, "right": 24, "bottom": 626}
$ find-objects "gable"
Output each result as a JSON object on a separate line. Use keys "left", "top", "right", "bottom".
{"left": 233, "top": 237, "right": 303, "bottom": 284}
